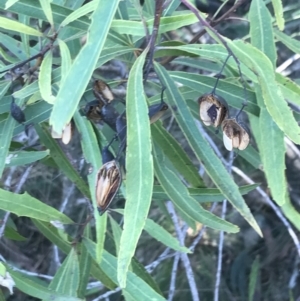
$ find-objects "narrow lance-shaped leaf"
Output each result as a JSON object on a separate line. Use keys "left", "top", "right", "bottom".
{"left": 249, "top": 0, "right": 277, "bottom": 68}
{"left": 39, "top": 50, "right": 55, "bottom": 104}
{"left": 39, "top": 0, "right": 54, "bottom": 26}
{"left": 83, "top": 239, "right": 166, "bottom": 301}
{"left": 154, "top": 62, "right": 262, "bottom": 236}
{"left": 0, "top": 16, "right": 43, "bottom": 36}
{"left": 249, "top": 1, "right": 287, "bottom": 207}
{"left": 50, "top": 0, "right": 120, "bottom": 134}
{"left": 0, "top": 110, "right": 17, "bottom": 177}
{"left": 118, "top": 47, "right": 154, "bottom": 288}
{"left": 73, "top": 111, "right": 106, "bottom": 263}
{"left": 227, "top": 39, "right": 300, "bottom": 145}
{"left": 5, "top": 265, "right": 82, "bottom": 301}
{"left": 58, "top": 39, "right": 72, "bottom": 83}
{"left": 0, "top": 189, "right": 74, "bottom": 224}
{"left": 45, "top": 248, "right": 80, "bottom": 299}
{"left": 151, "top": 122, "right": 205, "bottom": 188}
{"left": 153, "top": 142, "right": 239, "bottom": 233}
{"left": 271, "top": 0, "right": 284, "bottom": 30}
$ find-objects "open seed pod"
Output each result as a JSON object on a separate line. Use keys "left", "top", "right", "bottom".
{"left": 95, "top": 160, "right": 122, "bottom": 215}
{"left": 93, "top": 80, "right": 114, "bottom": 104}
{"left": 84, "top": 100, "right": 103, "bottom": 123}
{"left": 221, "top": 118, "right": 250, "bottom": 151}
{"left": 198, "top": 93, "right": 228, "bottom": 127}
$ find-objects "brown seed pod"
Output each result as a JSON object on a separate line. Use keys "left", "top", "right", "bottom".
{"left": 198, "top": 93, "right": 228, "bottom": 127}
{"left": 221, "top": 118, "right": 250, "bottom": 151}
{"left": 95, "top": 160, "right": 122, "bottom": 215}
{"left": 93, "top": 80, "right": 114, "bottom": 104}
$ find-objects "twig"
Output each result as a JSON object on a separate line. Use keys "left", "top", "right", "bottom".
{"left": 214, "top": 199, "right": 226, "bottom": 301}
{"left": 143, "top": 0, "right": 164, "bottom": 82}
{"left": 214, "top": 152, "right": 234, "bottom": 301}
{"left": 166, "top": 201, "right": 200, "bottom": 301}
{"left": 92, "top": 287, "right": 121, "bottom": 301}
{"left": 168, "top": 252, "right": 180, "bottom": 301}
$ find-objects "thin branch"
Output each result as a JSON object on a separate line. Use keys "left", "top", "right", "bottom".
{"left": 214, "top": 152, "right": 234, "bottom": 301}
{"left": 214, "top": 199, "right": 227, "bottom": 301}
{"left": 168, "top": 252, "right": 180, "bottom": 301}
{"left": 166, "top": 201, "right": 200, "bottom": 301}
{"left": 143, "top": 0, "right": 164, "bottom": 82}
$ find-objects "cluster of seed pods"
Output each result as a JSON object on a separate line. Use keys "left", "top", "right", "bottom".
{"left": 86, "top": 80, "right": 169, "bottom": 214}
{"left": 198, "top": 93, "right": 250, "bottom": 151}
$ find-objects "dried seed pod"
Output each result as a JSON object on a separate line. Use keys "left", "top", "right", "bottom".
{"left": 198, "top": 93, "right": 228, "bottom": 127}
{"left": 95, "top": 160, "right": 121, "bottom": 215}
{"left": 149, "top": 102, "right": 169, "bottom": 124}
{"left": 84, "top": 100, "right": 103, "bottom": 123}
{"left": 10, "top": 98, "right": 26, "bottom": 124}
{"left": 221, "top": 118, "right": 250, "bottom": 151}
{"left": 93, "top": 80, "right": 114, "bottom": 104}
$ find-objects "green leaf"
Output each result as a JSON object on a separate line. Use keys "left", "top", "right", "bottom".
{"left": 0, "top": 16, "right": 43, "bottom": 36}
{"left": 109, "top": 215, "right": 163, "bottom": 295}
{"left": 227, "top": 39, "right": 300, "bottom": 145}
{"left": 274, "top": 29, "right": 300, "bottom": 54}
{"left": 60, "top": 1, "right": 95, "bottom": 28}
{"left": 0, "top": 189, "right": 74, "bottom": 223}
{"left": 0, "top": 107, "right": 18, "bottom": 177}
{"left": 39, "top": 51, "right": 55, "bottom": 104}
{"left": 83, "top": 239, "right": 166, "bottom": 301}
{"left": 32, "top": 219, "right": 117, "bottom": 290}
{"left": 151, "top": 122, "right": 205, "bottom": 188}
{"left": 46, "top": 248, "right": 80, "bottom": 298}
{"left": 153, "top": 143, "right": 239, "bottom": 233}
{"left": 271, "top": 0, "right": 284, "bottom": 30}
{"left": 4, "top": 226, "right": 27, "bottom": 241}
{"left": 248, "top": 256, "right": 260, "bottom": 301}
{"left": 152, "top": 184, "right": 259, "bottom": 203}
{"left": 276, "top": 73, "right": 300, "bottom": 106}
{"left": 73, "top": 111, "right": 106, "bottom": 263}
{"left": 50, "top": 0, "right": 120, "bottom": 134}
{"left": 78, "top": 226, "right": 92, "bottom": 298}
{"left": 154, "top": 62, "right": 262, "bottom": 236}
{"left": 5, "top": 265, "right": 82, "bottom": 301}
{"left": 259, "top": 107, "right": 286, "bottom": 206}
{"left": 1, "top": 0, "right": 89, "bottom": 32}
{"left": 5, "top": 150, "right": 49, "bottom": 167}
{"left": 281, "top": 195, "right": 300, "bottom": 231}
{"left": 109, "top": 215, "right": 122, "bottom": 255}
{"left": 35, "top": 123, "right": 91, "bottom": 199}
{"left": 118, "top": 48, "right": 154, "bottom": 288}
{"left": 58, "top": 39, "right": 72, "bottom": 83}
{"left": 249, "top": 0, "right": 277, "bottom": 67}
{"left": 144, "top": 218, "right": 191, "bottom": 253}
{"left": 39, "top": 0, "right": 54, "bottom": 26}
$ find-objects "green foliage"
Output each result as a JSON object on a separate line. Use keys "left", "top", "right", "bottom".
{"left": 0, "top": 0, "right": 299, "bottom": 300}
